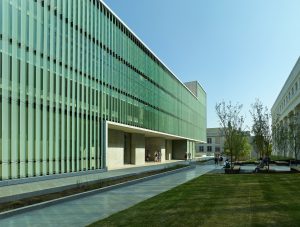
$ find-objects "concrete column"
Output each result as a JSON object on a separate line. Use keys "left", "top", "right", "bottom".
{"left": 172, "top": 140, "right": 187, "bottom": 160}
{"left": 106, "top": 129, "right": 124, "bottom": 169}
{"left": 165, "top": 140, "right": 172, "bottom": 160}
{"left": 286, "top": 117, "right": 290, "bottom": 158}
{"left": 131, "top": 134, "right": 145, "bottom": 165}
{"left": 187, "top": 141, "right": 196, "bottom": 159}
{"left": 124, "top": 133, "right": 131, "bottom": 164}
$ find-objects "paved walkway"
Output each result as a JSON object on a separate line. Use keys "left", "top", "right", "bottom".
{"left": 0, "top": 164, "right": 220, "bottom": 227}
{"left": 0, "top": 160, "right": 186, "bottom": 203}
{"left": 240, "top": 164, "right": 291, "bottom": 173}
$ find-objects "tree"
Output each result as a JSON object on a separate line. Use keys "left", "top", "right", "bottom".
{"left": 215, "top": 101, "right": 245, "bottom": 167}
{"left": 272, "top": 118, "right": 288, "bottom": 157}
{"left": 250, "top": 99, "right": 272, "bottom": 159}
{"left": 237, "top": 135, "right": 252, "bottom": 160}
{"left": 224, "top": 133, "right": 251, "bottom": 161}
{"left": 288, "top": 112, "right": 300, "bottom": 165}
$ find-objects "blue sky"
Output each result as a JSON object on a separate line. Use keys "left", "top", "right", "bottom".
{"left": 104, "top": 0, "right": 300, "bottom": 129}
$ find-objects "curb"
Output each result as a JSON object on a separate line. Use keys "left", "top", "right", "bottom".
{"left": 0, "top": 165, "right": 195, "bottom": 219}
{"left": 0, "top": 168, "right": 108, "bottom": 187}
{"left": 0, "top": 162, "right": 188, "bottom": 204}
{"left": 0, "top": 170, "right": 168, "bottom": 204}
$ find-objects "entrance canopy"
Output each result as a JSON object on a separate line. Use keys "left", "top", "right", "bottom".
{"left": 107, "top": 121, "right": 201, "bottom": 142}
{"left": 106, "top": 121, "right": 201, "bottom": 170}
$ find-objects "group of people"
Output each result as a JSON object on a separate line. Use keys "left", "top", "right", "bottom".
{"left": 214, "top": 155, "right": 224, "bottom": 166}
{"left": 215, "top": 154, "right": 231, "bottom": 168}
{"left": 184, "top": 152, "right": 192, "bottom": 161}
{"left": 213, "top": 154, "right": 271, "bottom": 171}
{"left": 154, "top": 151, "right": 162, "bottom": 162}
{"left": 254, "top": 156, "right": 270, "bottom": 172}
{"left": 145, "top": 150, "right": 162, "bottom": 162}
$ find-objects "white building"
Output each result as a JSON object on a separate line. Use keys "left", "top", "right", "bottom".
{"left": 271, "top": 57, "right": 300, "bottom": 157}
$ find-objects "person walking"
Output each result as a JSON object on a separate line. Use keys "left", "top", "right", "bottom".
{"left": 154, "top": 151, "right": 158, "bottom": 162}
{"left": 214, "top": 156, "right": 218, "bottom": 166}
{"left": 219, "top": 155, "right": 223, "bottom": 166}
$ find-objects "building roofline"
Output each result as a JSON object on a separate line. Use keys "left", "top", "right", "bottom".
{"left": 271, "top": 57, "right": 300, "bottom": 113}
{"left": 100, "top": 0, "right": 204, "bottom": 99}
{"left": 184, "top": 80, "right": 207, "bottom": 95}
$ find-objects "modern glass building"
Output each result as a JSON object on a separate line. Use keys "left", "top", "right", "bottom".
{"left": 0, "top": 0, "right": 206, "bottom": 180}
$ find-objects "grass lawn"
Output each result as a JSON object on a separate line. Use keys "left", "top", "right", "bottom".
{"left": 89, "top": 173, "right": 300, "bottom": 227}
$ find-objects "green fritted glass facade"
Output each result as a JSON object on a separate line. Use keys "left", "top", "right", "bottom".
{"left": 0, "top": 0, "right": 206, "bottom": 180}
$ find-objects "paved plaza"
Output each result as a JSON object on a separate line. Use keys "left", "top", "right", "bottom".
{"left": 240, "top": 164, "right": 291, "bottom": 173}
{"left": 0, "top": 164, "right": 219, "bottom": 227}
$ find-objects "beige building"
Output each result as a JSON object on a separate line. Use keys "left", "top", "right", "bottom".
{"left": 271, "top": 57, "right": 300, "bottom": 157}
{"left": 196, "top": 128, "right": 225, "bottom": 156}
{"left": 196, "top": 128, "right": 257, "bottom": 159}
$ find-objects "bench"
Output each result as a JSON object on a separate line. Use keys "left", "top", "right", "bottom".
{"left": 257, "top": 166, "right": 268, "bottom": 172}
{"left": 224, "top": 165, "right": 240, "bottom": 174}
{"left": 291, "top": 166, "right": 300, "bottom": 172}
{"left": 274, "top": 161, "right": 289, "bottom": 166}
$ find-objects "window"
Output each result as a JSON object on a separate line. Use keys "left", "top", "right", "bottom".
{"left": 199, "top": 146, "right": 204, "bottom": 152}
{"left": 215, "top": 147, "right": 220, "bottom": 152}
{"left": 207, "top": 146, "right": 212, "bottom": 152}
{"left": 207, "top": 138, "right": 212, "bottom": 144}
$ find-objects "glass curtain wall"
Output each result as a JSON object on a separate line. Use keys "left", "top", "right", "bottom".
{"left": 0, "top": 0, "right": 206, "bottom": 180}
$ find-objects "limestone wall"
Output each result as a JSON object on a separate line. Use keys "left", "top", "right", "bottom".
{"left": 107, "top": 129, "right": 124, "bottom": 169}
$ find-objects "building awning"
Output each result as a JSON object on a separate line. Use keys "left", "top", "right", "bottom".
{"left": 107, "top": 121, "right": 204, "bottom": 142}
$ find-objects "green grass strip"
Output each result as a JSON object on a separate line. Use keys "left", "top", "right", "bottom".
{"left": 89, "top": 173, "right": 300, "bottom": 227}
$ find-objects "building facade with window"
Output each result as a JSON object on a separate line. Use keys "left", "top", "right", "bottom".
{"left": 196, "top": 128, "right": 225, "bottom": 156}
{"left": 0, "top": 0, "right": 206, "bottom": 180}
{"left": 196, "top": 128, "right": 256, "bottom": 159}
{"left": 272, "top": 57, "right": 300, "bottom": 157}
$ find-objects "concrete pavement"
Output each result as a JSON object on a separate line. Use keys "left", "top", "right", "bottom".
{"left": 0, "top": 160, "right": 187, "bottom": 203}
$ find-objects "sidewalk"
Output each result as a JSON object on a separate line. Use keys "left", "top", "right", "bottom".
{"left": 0, "top": 160, "right": 186, "bottom": 203}
{"left": 0, "top": 164, "right": 220, "bottom": 226}
{"left": 240, "top": 164, "right": 291, "bottom": 173}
